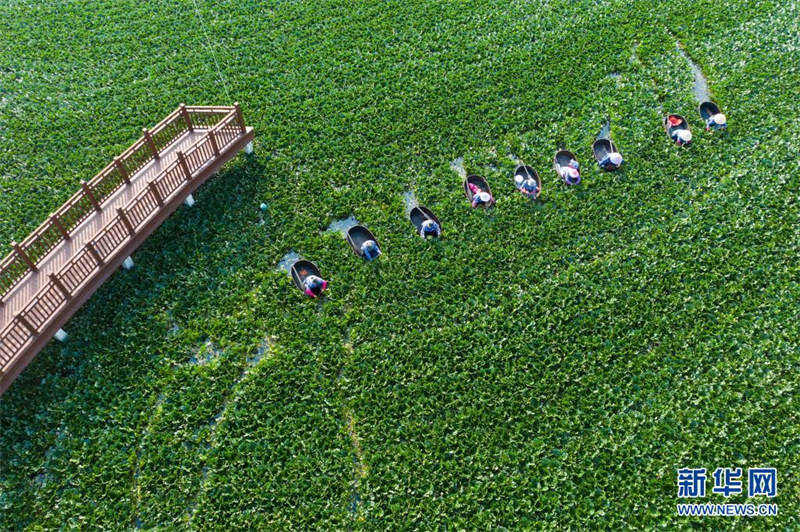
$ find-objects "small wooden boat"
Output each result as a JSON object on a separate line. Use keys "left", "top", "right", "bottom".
{"left": 346, "top": 224, "right": 381, "bottom": 260}
{"left": 409, "top": 206, "right": 441, "bottom": 238}
{"left": 553, "top": 150, "right": 580, "bottom": 185}
{"left": 290, "top": 260, "right": 326, "bottom": 297}
{"left": 512, "top": 165, "right": 541, "bottom": 199}
{"left": 699, "top": 101, "right": 727, "bottom": 131}
{"left": 664, "top": 114, "right": 692, "bottom": 146}
{"left": 463, "top": 175, "right": 494, "bottom": 208}
{"left": 592, "top": 139, "right": 623, "bottom": 171}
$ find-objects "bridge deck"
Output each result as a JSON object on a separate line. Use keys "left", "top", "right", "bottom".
{"left": 0, "top": 131, "right": 203, "bottom": 330}
{"left": 0, "top": 105, "right": 254, "bottom": 394}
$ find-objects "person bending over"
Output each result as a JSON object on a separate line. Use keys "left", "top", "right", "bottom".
{"left": 304, "top": 275, "right": 328, "bottom": 298}
{"left": 361, "top": 240, "right": 381, "bottom": 260}
{"left": 598, "top": 151, "right": 623, "bottom": 170}
{"left": 420, "top": 219, "right": 441, "bottom": 238}
{"left": 469, "top": 183, "right": 495, "bottom": 208}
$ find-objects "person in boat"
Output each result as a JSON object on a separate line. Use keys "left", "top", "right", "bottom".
{"left": 667, "top": 116, "right": 692, "bottom": 146}
{"left": 705, "top": 112, "right": 727, "bottom": 131}
{"left": 420, "top": 219, "right": 441, "bottom": 238}
{"left": 303, "top": 275, "right": 328, "bottom": 298}
{"left": 598, "top": 151, "right": 623, "bottom": 170}
{"left": 361, "top": 239, "right": 381, "bottom": 260}
{"left": 468, "top": 182, "right": 494, "bottom": 208}
{"left": 672, "top": 128, "right": 692, "bottom": 145}
{"left": 514, "top": 174, "right": 540, "bottom": 197}
{"left": 560, "top": 159, "right": 580, "bottom": 184}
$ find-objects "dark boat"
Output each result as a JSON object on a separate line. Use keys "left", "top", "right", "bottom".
{"left": 290, "top": 259, "right": 326, "bottom": 297}
{"left": 463, "top": 175, "right": 494, "bottom": 208}
{"left": 699, "top": 101, "right": 727, "bottom": 131}
{"left": 346, "top": 224, "right": 381, "bottom": 260}
{"left": 553, "top": 150, "right": 580, "bottom": 185}
{"left": 409, "top": 206, "right": 441, "bottom": 237}
{"left": 592, "top": 138, "right": 623, "bottom": 171}
{"left": 664, "top": 114, "right": 692, "bottom": 146}
{"left": 512, "top": 165, "right": 541, "bottom": 199}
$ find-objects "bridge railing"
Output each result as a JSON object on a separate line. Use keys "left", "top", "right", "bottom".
{"left": 0, "top": 105, "right": 248, "bottom": 376}
{"left": 0, "top": 105, "right": 239, "bottom": 303}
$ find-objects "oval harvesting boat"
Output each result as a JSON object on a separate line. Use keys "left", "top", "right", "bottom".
{"left": 664, "top": 114, "right": 692, "bottom": 146}
{"left": 346, "top": 224, "right": 381, "bottom": 260}
{"left": 409, "top": 206, "right": 442, "bottom": 238}
{"left": 512, "top": 165, "right": 541, "bottom": 199}
{"left": 592, "top": 139, "right": 623, "bottom": 171}
{"left": 699, "top": 101, "right": 727, "bottom": 131}
{"left": 553, "top": 150, "right": 581, "bottom": 185}
{"left": 291, "top": 259, "right": 327, "bottom": 298}
{"left": 463, "top": 175, "right": 495, "bottom": 208}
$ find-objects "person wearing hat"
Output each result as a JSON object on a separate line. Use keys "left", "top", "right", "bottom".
{"left": 420, "top": 219, "right": 441, "bottom": 238}
{"left": 514, "top": 174, "right": 540, "bottom": 198}
{"left": 560, "top": 159, "right": 581, "bottom": 185}
{"left": 672, "top": 128, "right": 692, "bottom": 146}
{"left": 667, "top": 115, "right": 692, "bottom": 146}
{"left": 468, "top": 182, "right": 495, "bottom": 208}
{"left": 598, "top": 151, "right": 623, "bottom": 170}
{"left": 361, "top": 239, "right": 381, "bottom": 261}
{"left": 706, "top": 112, "right": 727, "bottom": 131}
{"left": 303, "top": 275, "right": 328, "bottom": 298}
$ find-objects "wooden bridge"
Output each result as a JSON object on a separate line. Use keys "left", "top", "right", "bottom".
{"left": 0, "top": 104, "right": 254, "bottom": 394}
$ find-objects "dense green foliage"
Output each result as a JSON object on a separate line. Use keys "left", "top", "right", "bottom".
{"left": 1, "top": 0, "right": 798, "bottom": 528}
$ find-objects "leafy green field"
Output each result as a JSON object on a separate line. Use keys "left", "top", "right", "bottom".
{"left": 1, "top": 0, "right": 798, "bottom": 528}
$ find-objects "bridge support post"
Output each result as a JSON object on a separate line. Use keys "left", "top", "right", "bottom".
{"left": 81, "top": 181, "right": 102, "bottom": 212}
{"left": 148, "top": 182, "right": 164, "bottom": 207}
{"left": 177, "top": 152, "right": 192, "bottom": 181}
{"left": 122, "top": 257, "right": 135, "bottom": 270}
{"left": 184, "top": 194, "right": 195, "bottom": 207}
{"left": 12, "top": 242, "right": 37, "bottom": 272}
{"left": 180, "top": 104, "right": 194, "bottom": 132}
{"left": 50, "top": 214, "right": 70, "bottom": 240}
{"left": 114, "top": 157, "right": 131, "bottom": 185}
{"left": 234, "top": 102, "right": 246, "bottom": 134}
{"left": 49, "top": 273, "right": 71, "bottom": 299}
{"left": 208, "top": 129, "right": 220, "bottom": 156}
{"left": 117, "top": 208, "right": 135, "bottom": 236}
{"left": 15, "top": 313, "right": 37, "bottom": 336}
{"left": 54, "top": 329, "right": 69, "bottom": 342}
{"left": 86, "top": 242, "right": 104, "bottom": 266}
{"left": 143, "top": 128, "right": 159, "bottom": 159}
